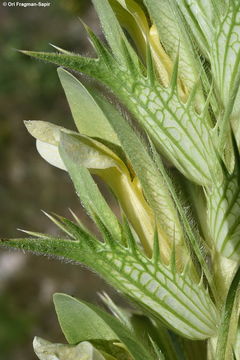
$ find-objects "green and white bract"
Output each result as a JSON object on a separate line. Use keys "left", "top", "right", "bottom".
{"left": 1, "top": 0, "right": 240, "bottom": 359}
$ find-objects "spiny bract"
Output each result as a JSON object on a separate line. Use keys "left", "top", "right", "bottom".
{"left": 1, "top": 1, "right": 240, "bottom": 360}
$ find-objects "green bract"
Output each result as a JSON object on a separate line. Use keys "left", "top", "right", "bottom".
{"left": 1, "top": 0, "right": 240, "bottom": 359}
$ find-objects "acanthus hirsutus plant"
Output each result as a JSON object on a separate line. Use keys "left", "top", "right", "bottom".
{"left": 1, "top": 1, "right": 240, "bottom": 359}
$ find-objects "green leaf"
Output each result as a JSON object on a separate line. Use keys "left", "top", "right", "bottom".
{"left": 175, "top": 0, "right": 214, "bottom": 57}
{"left": 206, "top": 163, "right": 240, "bottom": 261}
{"left": 59, "top": 132, "right": 122, "bottom": 243}
{"left": 33, "top": 337, "right": 107, "bottom": 360}
{"left": 20, "top": 50, "right": 110, "bottom": 83}
{"left": 211, "top": 1, "right": 240, "bottom": 110}
{"left": 53, "top": 293, "right": 117, "bottom": 343}
{"left": 94, "top": 94, "right": 185, "bottom": 261}
{"left": 149, "top": 339, "right": 165, "bottom": 360}
{"left": 57, "top": 68, "right": 120, "bottom": 146}
{"left": 234, "top": 325, "right": 240, "bottom": 360}
{"left": 215, "top": 266, "right": 240, "bottom": 360}
{"left": 42, "top": 211, "right": 93, "bottom": 240}
{"left": 53, "top": 293, "right": 154, "bottom": 360}
{"left": 99, "top": 292, "right": 132, "bottom": 329}
{"left": 216, "top": 68, "right": 240, "bottom": 158}
{"left": 210, "top": 1, "right": 240, "bottom": 151}
{"left": 92, "top": 0, "right": 138, "bottom": 67}
{"left": 92, "top": 246, "right": 219, "bottom": 340}
{"left": 129, "top": 314, "right": 179, "bottom": 360}
{"left": 0, "top": 236, "right": 96, "bottom": 264}
{"left": 143, "top": 0, "right": 201, "bottom": 92}
{"left": 109, "top": 0, "right": 149, "bottom": 60}
{"left": 150, "top": 144, "right": 219, "bottom": 301}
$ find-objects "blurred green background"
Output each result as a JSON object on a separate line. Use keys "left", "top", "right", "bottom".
{"left": 0, "top": 1, "right": 123, "bottom": 358}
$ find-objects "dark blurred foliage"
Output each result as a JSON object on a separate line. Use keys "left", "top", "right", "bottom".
{"left": 0, "top": 1, "right": 124, "bottom": 359}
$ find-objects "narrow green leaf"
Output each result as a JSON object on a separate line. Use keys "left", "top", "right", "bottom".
{"left": 42, "top": 211, "right": 76, "bottom": 239}
{"left": 49, "top": 43, "right": 72, "bottom": 54}
{"left": 59, "top": 132, "right": 122, "bottom": 243}
{"left": 211, "top": 0, "right": 240, "bottom": 113}
{"left": 20, "top": 50, "right": 110, "bottom": 83}
{"left": 109, "top": 0, "right": 149, "bottom": 60}
{"left": 234, "top": 325, "right": 240, "bottom": 360}
{"left": 92, "top": 0, "right": 138, "bottom": 67}
{"left": 43, "top": 211, "right": 92, "bottom": 240}
{"left": 217, "top": 68, "right": 240, "bottom": 157}
{"left": 209, "top": 1, "right": 240, "bottom": 153}
{"left": 57, "top": 68, "right": 120, "bottom": 146}
{"left": 143, "top": 0, "right": 201, "bottom": 92}
{"left": 69, "top": 208, "right": 89, "bottom": 230}
{"left": 153, "top": 321, "right": 186, "bottom": 360}
{"left": 53, "top": 293, "right": 117, "bottom": 343}
{"left": 122, "top": 217, "right": 138, "bottom": 254}
{"left": 149, "top": 338, "right": 165, "bottom": 360}
{"left": 81, "top": 22, "right": 115, "bottom": 69}
{"left": 169, "top": 48, "right": 180, "bottom": 91}
{"left": 94, "top": 94, "right": 184, "bottom": 258}
{"left": 0, "top": 236, "right": 94, "bottom": 264}
{"left": 152, "top": 228, "right": 160, "bottom": 266}
{"left": 175, "top": 0, "right": 214, "bottom": 57}
{"left": 99, "top": 292, "right": 132, "bottom": 329}
{"left": 54, "top": 293, "right": 154, "bottom": 360}
{"left": 146, "top": 41, "right": 155, "bottom": 85}
{"left": 128, "top": 314, "right": 175, "bottom": 360}
{"left": 93, "top": 214, "right": 119, "bottom": 249}
{"left": 216, "top": 266, "right": 240, "bottom": 360}
{"left": 150, "top": 143, "right": 219, "bottom": 301}
{"left": 17, "top": 229, "right": 55, "bottom": 239}
{"left": 179, "top": 337, "right": 207, "bottom": 360}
